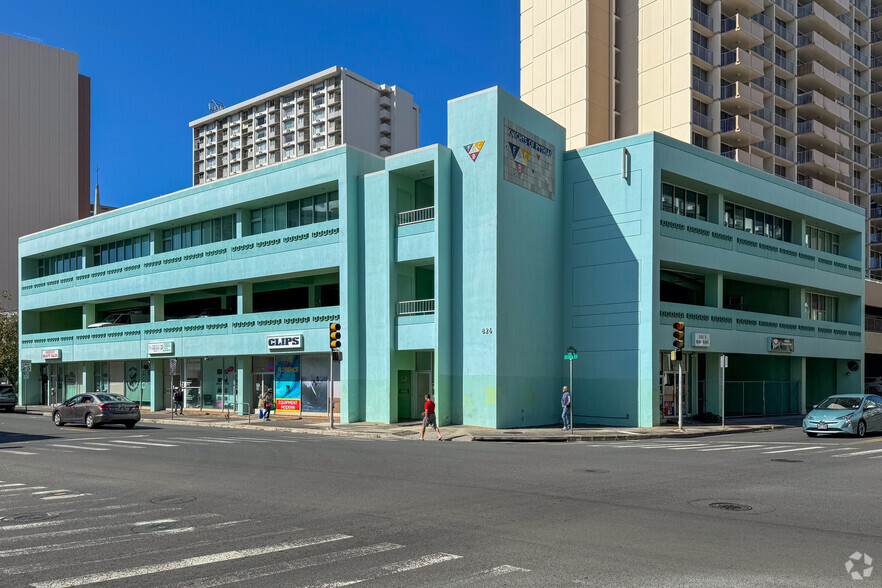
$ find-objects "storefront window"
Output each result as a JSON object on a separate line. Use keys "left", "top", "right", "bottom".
{"left": 124, "top": 361, "right": 151, "bottom": 407}
{"left": 93, "top": 362, "right": 109, "bottom": 394}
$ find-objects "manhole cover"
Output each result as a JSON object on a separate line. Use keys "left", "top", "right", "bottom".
{"left": 1, "top": 512, "right": 59, "bottom": 523}
{"left": 150, "top": 496, "right": 196, "bottom": 505}
{"left": 771, "top": 458, "right": 803, "bottom": 463}
{"left": 573, "top": 468, "right": 610, "bottom": 474}
{"left": 132, "top": 522, "right": 176, "bottom": 533}
{"left": 709, "top": 502, "right": 753, "bottom": 512}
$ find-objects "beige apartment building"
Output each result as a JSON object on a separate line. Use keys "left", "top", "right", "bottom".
{"left": 189, "top": 67, "right": 419, "bottom": 186}
{"left": 0, "top": 33, "right": 91, "bottom": 310}
{"left": 522, "top": 0, "right": 882, "bottom": 377}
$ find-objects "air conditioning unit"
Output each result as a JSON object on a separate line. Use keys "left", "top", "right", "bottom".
{"left": 727, "top": 296, "right": 744, "bottom": 308}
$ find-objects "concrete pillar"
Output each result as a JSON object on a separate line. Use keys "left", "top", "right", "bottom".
{"left": 150, "top": 230, "right": 163, "bottom": 255}
{"left": 705, "top": 273, "right": 723, "bottom": 308}
{"left": 150, "top": 359, "right": 166, "bottom": 411}
{"left": 236, "top": 209, "right": 251, "bottom": 238}
{"left": 705, "top": 352, "right": 722, "bottom": 416}
{"left": 83, "top": 304, "right": 95, "bottom": 329}
{"left": 82, "top": 246, "right": 92, "bottom": 268}
{"left": 837, "top": 358, "right": 861, "bottom": 395}
{"left": 150, "top": 294, "right": 164, "bottom": 323}
{"left": 237, "top": 283, "right": 253, "bottom": 314}
{"left": 791, "top": 356, "right": 806, "bottom": 414}
{"left": 789, "top": 287, "right": 805, "bottom": 318}
{"left": 83, "top": 363, "right": 95, "bottom": 395}
{"left": 236, "top": 356, "right": 252, "bottom": 415}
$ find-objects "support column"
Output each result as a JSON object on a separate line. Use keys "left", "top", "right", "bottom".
{"left": 236, "top": 356, "right": 252, "bottom": 415}
{"left": 83, "top": 363, "right": 95, "bottom": 395}
{"left": 789, "top": 287, "right": 805, "bottom": 318}
{"left": 237, "top": 283, "right": 252, "bottom": 314}
{"left": 704, "top": 273, "right": 723, "bottom": 308}
{"left": 837, "top": 358, "right": 860, "bottom": 395}
{"left": 82, "top": 304, "right": 95, "bottom": 329}
{"left": 150, "top": 359, "right": 166, "bottom": 411}
{"left": 150, "top": 294, "right": 164, "bottom": 323}
{"left": 150, "top": 230, "right": 163, "bottom": 255}
{"left": 791, "top": 356, "right": 806, "bottom": 414}
{"left": 705, "top": 352, "right": 722, "bottom": 416}
{"left": 236, "top": 209, "right": 250, "bottom": 238}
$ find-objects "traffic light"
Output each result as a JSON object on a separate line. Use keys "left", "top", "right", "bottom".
{"left": 671, "top": 321, "right": 685, "bottom": 362}
{"left": 329, "top": 322, "right": 342, "bottom": 349}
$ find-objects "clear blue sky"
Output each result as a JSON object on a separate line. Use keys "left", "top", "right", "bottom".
{"left": 4, "top": 1, "right": 519, "bottom": 208}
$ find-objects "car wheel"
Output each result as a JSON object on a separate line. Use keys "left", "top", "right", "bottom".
{"left": 53, "top": 412, "right": 64, "bottom": 427}
{"left": 85, "top": 413, "right": 96, "bottom": 429}
{"left": 806, "top": 432, "right": 818, "bottom": 437}
{"left": 857, "top": 420, "right": 867, "bottom": 438}
{"left": 124, "top": 422, "right": 136, "bottom": 429}
{"left": 4, "top": 406, "right": 13, "bottom": 413}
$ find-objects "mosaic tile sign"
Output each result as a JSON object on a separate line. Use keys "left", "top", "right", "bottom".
{"left": 503, "top": 118, "right": 555, "bottom": 200}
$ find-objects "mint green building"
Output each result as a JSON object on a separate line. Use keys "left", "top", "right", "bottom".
{"left": 18, "top": 88, "right": 865, "bottom": 428}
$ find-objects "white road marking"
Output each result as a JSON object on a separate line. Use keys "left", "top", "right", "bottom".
{"left": 0, "top": 486, "right": 46, "bottom": 493}
{"left": 698, "top": 445, "right": 764, "bottom": 451}
{"left": 81, "top": 442, "right": 144, "bottom": 449}
{"left": 107, "top": 440, "right": 179, "bottom": 447}
{"left": 227, "top": 437, "right": 299, "bottom": 443}
{"left": 132, "top": 519, "right": 177, "bottom": 526}
{"left": 30, "top": 533, "right": 352, "bottom": 588}
{"left": 668, "top": 444, "right": 711, "bottom": 450}
{"left": 0, "top": 510, "right": 185, "bottom": 543}
{"left": 310, "top": 552, "right": 462, "bottom": 588}
{"left": 174, "top": 543, "right": 404, "bottom": 588}
{"left": 185, "top": 438, "right": 239, "bottom": 444}
{"left": 439, "top": 565, "right": 531, "bottom": 587}
{"left": 0, "top": 483, "right": 26, "bottom": 488}
{"left": 49, "top": 444, "right": 108, "bottom": 451}
{"left": 831, "top": 448, "right": 882, "bottom": 458}
{"left": 0, "top": 450, "right": 38, "bottom": 455}
{"left": 41, "top": 493, "right": 91, "bottom": 500}
{"left": 762, "top": 446, "right": 824, "bottom": 454}
{"left": 31, "top": 490, "right": 69, "bottom": 495}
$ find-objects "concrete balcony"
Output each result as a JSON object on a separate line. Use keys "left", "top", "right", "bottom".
{"left": 721, "top": 147, "right": 766, "bottom": 170}
{"left": 720, "top": 14, "right": 765, "bottom": 48}
{"left": 720, "top": 48, "right": 764, "bottom": 82}
{"left": 796, "top": 31, "right": 850, "bottom": 72}
{"left": 796, "top": 2, "right": 851, "bottom": 43}
{"left": 810, "top": 0, "right": 848, "bottom": 16}
{"left": 720, "top": 0, "right": 764, "bottom": 16}
{"left": 796, "top": 61, "right": 850, "bottom": 98}
{"left": 719, "top": 82, "right": 764, "bottom": 114}
{"left": 797, "top": 177, "right": 851, "bottom": 202}
{"left": 796, "top": 119, "right": 850, "bottom": 153}
{"left": 797, "top": 149, "right": 850, "bottom": 180}
{"left": 719, "top": 115, "right": 764, "bottom": 146}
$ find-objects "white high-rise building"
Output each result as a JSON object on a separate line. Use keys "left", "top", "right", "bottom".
{"left": 189, "top": 66, "right": 420, "bottom": 185}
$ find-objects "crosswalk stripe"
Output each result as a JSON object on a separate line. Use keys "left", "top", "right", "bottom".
{"left": 108, "top": 440, "right": 179, "bottom": 447}
{"left": 81, "top": 442, "right": 144, "bottom": 449}
{"left": 228, "top": 437, "right": 299, "bottom": 443}
{"left": 310, "top": 552, "right": 463, "bottom": 587}
{"left": 762, "top": 446, "right": 823, "bottom": 454}
{"left": 0, "top": 486, "right": 46, "bottom": 493}
{"left": 41, "top": 493, "right": 91, "bottom": 500}
{"left": 698, "top": 445, "right": 764, "bottom": 451}
{"left": 0, "top": 483, "right": 26, "bottom": 488}
{"left": 49, "top": 444, "right": 109, "bottom": 451}
{"left": 31, "top": 490, "right": 69, "bottom": 495}
{"left": 439, "top": 565, "right": 531, "bottom": 587}
{"left": 30, "top": 534, "right": 352, "bottom": 588}
{"left": 831, "top": 448, "right": 882, "bottom": 458}
{"left": 0, "top": 450, "right": 38, "bottom": 455}
{"left": 668, "top": 444, "right": 711, "bottom": 450}
{"left": 174, "top": 543, "right": 404, "bottom": 588}
{"left": 186, "top": 438, "right": 240, "bottom": 444}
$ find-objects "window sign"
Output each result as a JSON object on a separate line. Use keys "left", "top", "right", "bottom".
{"left": 147, "top": 342, "right": 175, "bottom": 356}
{"left": 769, "top": 337, "right": 794, "bottom": 353}
{"left": 42, "top": 349, "right": 61, "bottom": 360}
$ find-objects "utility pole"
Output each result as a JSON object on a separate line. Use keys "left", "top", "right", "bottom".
{"left": 564, "top": 346, "right": 578, "bottom": 432}
{"left": 329, "top": 323, "right": 342, "bottom": 429}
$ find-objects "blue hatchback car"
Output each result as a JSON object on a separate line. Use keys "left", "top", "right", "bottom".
{"left": 803, "top": 394, "right": 882, "bottom": 438}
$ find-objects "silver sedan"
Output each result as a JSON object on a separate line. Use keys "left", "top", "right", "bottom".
{"left": 52, "top": 393, "right": 141, "bottom": 429}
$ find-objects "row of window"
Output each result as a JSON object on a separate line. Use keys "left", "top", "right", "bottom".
{"left": 805, "top": 226, "right": 839, "bottom": 256}
{"left": 723, "top": 202, "right": 793, "bottom": 243}
{"left": 162, "top": 215, "right": 236, "bottom": 253}
{"left": 805, "top": 292, "right": 838, "bottom": 323}
{"left": 661, "top": 183, "right": 709, "bottom": 221}
{"left": 250, "top": 191, "right": 339, "bottom": 235}
{"left": 92, "top": 235, "right": 151, "bottom": 268}
{"left": 37, "top": 251, "right": 83, "bottom": 278}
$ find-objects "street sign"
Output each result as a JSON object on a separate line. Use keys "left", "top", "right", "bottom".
{"left": 720, "top": 355, "right": 728, "bottom": 368}
{"left": 21, "top": 360, "right": 31, "bottom": 375}
{"left": 694, "top": 333, "right": 710, "bottom": 347}
{"left": 564, "top": 353, "right": 578, "bottom": 360}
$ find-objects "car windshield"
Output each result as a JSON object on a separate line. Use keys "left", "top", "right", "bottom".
{"left": 817, "top": 397, "right": 863, "bottom": 410}
{"left": 95, "top": 394, "right": 130, "bottom": 402}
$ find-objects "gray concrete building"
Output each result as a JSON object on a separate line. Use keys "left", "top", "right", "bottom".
{"left": 189, "top": 66, "right": 420, "bottom": 186}
{"left": 0, "top": 33, "right": 91, "bottom": 310}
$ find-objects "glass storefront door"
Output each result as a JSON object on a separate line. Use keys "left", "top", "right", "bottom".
{"left": 252, "top": 373, "right": 274, "bottom": 413}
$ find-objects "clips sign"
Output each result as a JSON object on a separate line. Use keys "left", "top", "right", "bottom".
{"left": 503, "top": 119, "right": 555, "bottom": 200}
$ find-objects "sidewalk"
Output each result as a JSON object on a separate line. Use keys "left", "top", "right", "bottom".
{"left": 14, "top": 406, "right": 797, "bottom": 442}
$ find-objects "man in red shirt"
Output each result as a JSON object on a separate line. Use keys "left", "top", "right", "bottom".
{"left": 420, "top": 394, "right": 442, "bottom": 441}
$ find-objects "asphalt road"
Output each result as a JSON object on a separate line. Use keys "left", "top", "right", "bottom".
{"left": 0, "top": 413, "right": 879, "bottom": 587}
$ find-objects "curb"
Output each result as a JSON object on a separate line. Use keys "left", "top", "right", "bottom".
{"left": 137, "top": 417, "right": 403, "bottom": 440}
{"left": 472, "top": 424, "right": 793, "bottom": 442}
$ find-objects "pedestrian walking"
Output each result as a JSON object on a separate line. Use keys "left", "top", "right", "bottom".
{"left": 263, "top": 396, "right": 273, "bottom": 421}
{"left": 420, "top": 394, "right": 442, "bottom": 441}
{"left": 561, "top": 386, "right": 571, "bottom": 430}
{"left": 173, "top": 385, "right": 183, "bottom": 415}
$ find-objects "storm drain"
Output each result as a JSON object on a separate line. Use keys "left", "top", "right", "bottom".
{"left": 1, "top": 512, "right": 59, "bottom": 523}
{"left": 708, "top": 502, "right": 753, "bottom": 512}
{"left": 771, "top": 458, "right": 803, "bottom": 463}
{"left": 149, "top": 495, "right": 196, "bottom": 505}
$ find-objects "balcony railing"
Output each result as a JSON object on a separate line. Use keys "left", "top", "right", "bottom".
{"left": 872, "top": 157, "right": 882, "bottom": 169}
{"left": 752, "top": 75, "right": 773, "bottom": 92}
{"left": 871, "top": 183, "right": 882, "bottom": 195}
{"left": 775, "top": 83, "right": 794, "bottom": 103}
{"left": 397, "top": 206, "right": 435, "bottom": 226}
{"left": 774, "top": 53, "right": 795, "bottom": 74}
{"left": 775, "top": 23, "right": 794, "bottom": 45}
{"left": 398, "top": 299, "right": 435, "bottom": 316}
{"left": 775, "top": 113, "right": 794, "bottom": 132}
{"left": 854, "top": 21, "right": 869, "bottom": 41}
{"left": 852, "top": 0, "right": 869, "bottom": 17}
{"left": 752, "top": 107, "right": 773, "bottom": 123}
{"left": 871, "top": 207, "right": 882, "bottom": 219}
{"left": 693, "top": 42, "right": 714, "bottom": 65}
{"left": 855, "top": 49, "right": 869, "bottom": 67}
{"left": 753, "top": 43, "right": 773, "bottom": 62}
{"left": 693, "top": 76, "right": 713, "bottom": 98}
{"left": 752, "top": 11, "right": 773, "bottom": 32}
{"left": 872, "top": 132, "right": 882, "bottom": 144}
{"left": 774, "top": 0, "right": 794, "bottom": 13}
{"left": 872, "top": 107, "right": 882, "bottom": 119}
{"left": 692, "top": 110, "right": 713, "bottom": 131}
{"left": 693, "top": 7, "right": 713, "bottom": 30}
{"left": 855, "top": 77, "right": 869, "bottom": 94}
{"left": 776, "top": 143, "right": 795, "bottom": 161}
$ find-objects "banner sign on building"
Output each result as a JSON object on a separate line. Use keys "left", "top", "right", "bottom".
{"left": 769, "top": 337, "right": 795, "bottom": 353}
{"left": 693, "top": 333, "right": 711, "bottom": 347}
{"left": 503, "top": 119, "right": 555, "bottom": 200}
{"left": 41, "top": 349, "right": 61, "bottom": 360}
{"left": 147, "top": 341, "right": 175, "bottom": 355}
{"left": 274, "top": 356, "right": 301, "bottom": 413}
{"left": 267, "top": 335, "right": 303, "bottom": 351}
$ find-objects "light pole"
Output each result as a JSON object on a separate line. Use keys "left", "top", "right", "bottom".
{"left": 565, "top": 346, "right": 578, "bottom": 432}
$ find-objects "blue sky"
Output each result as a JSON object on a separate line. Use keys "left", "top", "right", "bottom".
{"left": 4, "top": 1, "right": 519, "bottom": 208}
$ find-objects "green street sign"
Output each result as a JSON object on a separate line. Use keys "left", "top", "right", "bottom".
{"left": 564, "top": 353, "right": 578, "bottom": 360}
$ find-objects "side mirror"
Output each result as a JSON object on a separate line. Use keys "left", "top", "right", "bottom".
{"left": 812, "top": 405, "right": 818, "bottom": 410}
